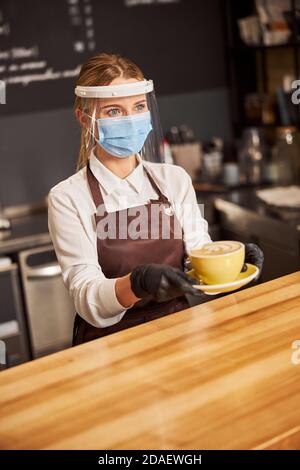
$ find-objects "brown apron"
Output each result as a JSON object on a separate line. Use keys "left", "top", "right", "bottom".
{"left": 72, "top": 160, "right": 190, "bottom": 345}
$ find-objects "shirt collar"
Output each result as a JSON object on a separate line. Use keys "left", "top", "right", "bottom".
{"left": 89, "top": 149, "right": 145, "bottom": 195}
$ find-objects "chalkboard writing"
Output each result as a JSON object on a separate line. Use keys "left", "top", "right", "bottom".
{"left": 0, "top": 0, "right": 225, "bottom": 115}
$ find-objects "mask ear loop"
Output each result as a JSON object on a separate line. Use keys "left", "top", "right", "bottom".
{"left": 83, "top": 108, "right": 97, "bottom": 150}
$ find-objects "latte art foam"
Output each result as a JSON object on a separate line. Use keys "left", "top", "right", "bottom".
{"left": 191, "top": 241, "right": 242, "bottom": 257}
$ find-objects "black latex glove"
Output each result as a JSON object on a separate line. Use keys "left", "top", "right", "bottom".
{"left": 130, "top": 263, "right": 205, "bottom": 303}
{"left": 241, "top": 243, "right": 264, "bottom": 280}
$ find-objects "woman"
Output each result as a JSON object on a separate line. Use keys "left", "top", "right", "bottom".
{"left": 48, "top": 53, "right": 263, "bottom": 345}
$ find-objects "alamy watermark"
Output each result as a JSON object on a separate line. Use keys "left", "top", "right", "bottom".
{"left": 0, "top": 80, "right": 6, "bottom": 104}
{"left": 95, "top": 201, "right": 207, "bottom": 242}
{"left": 291, "top": 340, "right": 300, "bottom": 365}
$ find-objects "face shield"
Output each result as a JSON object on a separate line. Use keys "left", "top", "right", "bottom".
{"left": 75, "top": 80, "right": 164, "bottom": 163}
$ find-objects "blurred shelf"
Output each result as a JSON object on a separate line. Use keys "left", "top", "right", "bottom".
{"left": 234, "top": 122, "right": 298, "bottom": 130}
{"left": 230, "top": 41, "right": 300, "bottom": 51}
{"left": 224, "top": 0, "right": 300, "bottom": 137}
{"left": 192, "top": 180, "right": 273, "bottom": 194}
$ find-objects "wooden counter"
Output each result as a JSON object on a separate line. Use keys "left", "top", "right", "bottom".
{"left": 1, "top": 272, "right": 300, "bottom": 450}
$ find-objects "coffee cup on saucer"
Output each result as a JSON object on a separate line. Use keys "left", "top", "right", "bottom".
{"left": 188, "top": 240, "right": 245, "bottom": 285}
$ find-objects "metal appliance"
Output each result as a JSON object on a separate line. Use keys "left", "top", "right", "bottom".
{"left": 18, "top": 245, "right": 75, "bottom": 358}
{"left": 0, "top": 259, "right": 30, "bottom": 369}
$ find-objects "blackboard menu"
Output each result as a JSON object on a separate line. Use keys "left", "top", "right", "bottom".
{"left": 0, "top": 0, "right": 225, "bottom": 115}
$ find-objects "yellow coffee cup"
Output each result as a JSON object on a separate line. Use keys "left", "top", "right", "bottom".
{"left": 189, "top": 240, "right": 245, "bottom": 285}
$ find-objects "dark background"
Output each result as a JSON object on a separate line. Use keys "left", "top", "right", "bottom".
{"left": 0, "top": 0, "right": 231, "bottom": 206}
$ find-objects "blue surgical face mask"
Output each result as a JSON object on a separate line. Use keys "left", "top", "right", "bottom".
{"left": 92, "top": 111, "right": 153, "bottom": 158}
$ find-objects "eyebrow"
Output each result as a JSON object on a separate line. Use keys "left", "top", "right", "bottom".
{"left": 100, "top": 99, "right": 146, "bottom": 110}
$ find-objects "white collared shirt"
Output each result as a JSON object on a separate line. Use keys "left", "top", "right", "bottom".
{"left": 47, "top": 150, "right": 211, "bottom": 328}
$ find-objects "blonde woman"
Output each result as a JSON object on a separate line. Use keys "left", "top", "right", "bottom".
{"left": 48, "top": 53, "right": 263, "bottom": 345}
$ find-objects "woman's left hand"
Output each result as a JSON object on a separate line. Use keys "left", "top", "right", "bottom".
{"left": 241, "top": 243, "right": 264, "bottom": 280}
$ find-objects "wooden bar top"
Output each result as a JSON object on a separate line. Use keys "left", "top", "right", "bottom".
{"left": 1, "top": 272, "right": 300, "bottom": 450}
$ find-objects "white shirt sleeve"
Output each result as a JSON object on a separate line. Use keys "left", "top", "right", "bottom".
{"left": 47, "top": 188, "right": 129, "bottom": 328}
{"left": 174, "top": 167, "right": 212, "bottom": 253}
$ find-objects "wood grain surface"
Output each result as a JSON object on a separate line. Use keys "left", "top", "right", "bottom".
{"left": 1, "top": 272, "right": 300, "bottom": 450}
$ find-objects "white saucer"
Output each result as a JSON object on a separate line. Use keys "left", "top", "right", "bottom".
{"left": 187, "top": 263, "right": 259, "bottom": 295}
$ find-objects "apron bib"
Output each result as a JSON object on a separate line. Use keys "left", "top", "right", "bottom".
{"left": 73, "top": 161, "right": 189, "bottom": 345}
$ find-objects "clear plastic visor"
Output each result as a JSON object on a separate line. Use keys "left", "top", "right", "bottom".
{"left": 75, "top": 80, "right": 164, "bottom": 163}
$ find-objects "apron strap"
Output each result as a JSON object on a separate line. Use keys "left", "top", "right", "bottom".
{"left": 142, "top": 164, "right": 170, "bottom": 204}
{"left": 86, "top": 162, "right": 104, "bottom": 209}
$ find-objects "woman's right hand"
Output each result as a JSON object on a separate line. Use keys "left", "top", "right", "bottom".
{"left": 130, "top": 263, "right": 203, "bottom": 303}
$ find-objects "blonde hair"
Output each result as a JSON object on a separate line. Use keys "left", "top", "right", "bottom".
{"left": 74, "top": 53, "right": 144, "bottom": 171}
